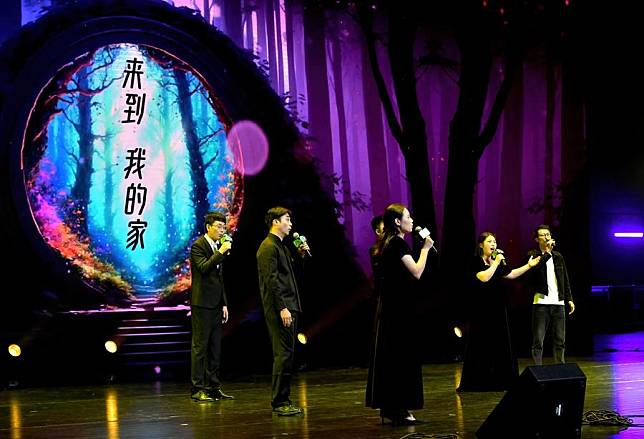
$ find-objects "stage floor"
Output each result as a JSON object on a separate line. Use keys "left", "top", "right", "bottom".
{"left": 2, "top": 349, "right": 643, "bottom": 439}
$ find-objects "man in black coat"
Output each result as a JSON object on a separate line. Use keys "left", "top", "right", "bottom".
{"left": 525, "top": 224, "right": 576, "bottom": 365}
{"left": 256, "top": 206, "right": 310, "bottom": 416}
{"left": 189, "top": 211, "right": 234, "bottom": 402}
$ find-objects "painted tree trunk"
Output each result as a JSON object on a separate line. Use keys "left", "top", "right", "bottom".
{"left": 174, "top": 70, "right": 209, "bottom": 235}
{"left": 70, "top": 69, "right": 94, "bottom": 237}
{"left": 303, "top": 3, "right": 334, "bottom": 193}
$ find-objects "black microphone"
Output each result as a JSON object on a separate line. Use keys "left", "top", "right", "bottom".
{"left": 491, "top": 248, "right": 506, "bottom": 265}
{"left": 414, "top": 226, "right": 438, "bottom": 253}
{"left": 292, "top": 232, "right": 312, "bottom": 257}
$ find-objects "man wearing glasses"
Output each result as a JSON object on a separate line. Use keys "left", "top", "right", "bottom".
{"left": 189, "top": 212, "right": 235, "bottom": 402}
{"left": 525, "top": 224, "right": 576, "bottom": 365}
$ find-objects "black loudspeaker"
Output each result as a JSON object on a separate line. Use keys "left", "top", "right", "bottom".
{"left": 476, "top": 363, "right": 586, "bottom": 438}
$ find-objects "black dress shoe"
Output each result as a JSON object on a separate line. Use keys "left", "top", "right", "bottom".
{"left": 209, "top": 389, "right": 234, "bottom": 400}
{"left": 191, "top": 390, "right": 215, "bottom": 402}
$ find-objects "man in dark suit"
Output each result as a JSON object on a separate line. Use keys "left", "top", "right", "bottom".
{"left": 257, "top": 206, "right": 310, "bottom": 416}
{"left": 189, "top": 211, "right": 234, "bottom": 402}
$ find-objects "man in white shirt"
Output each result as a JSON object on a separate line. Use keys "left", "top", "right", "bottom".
{"left": 525, "top": 225, "right": 575, "bottom": 365}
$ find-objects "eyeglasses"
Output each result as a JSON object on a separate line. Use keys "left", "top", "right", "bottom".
{"left": 538, "top": 233, "right": 551, "bottom": 238}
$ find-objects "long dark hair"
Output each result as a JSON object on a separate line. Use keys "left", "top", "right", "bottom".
{"left": 374, "top": 203, "right": 407, "bottom": 257}
{"left": 476, "top": 231, "right": 496, "bottom": 256}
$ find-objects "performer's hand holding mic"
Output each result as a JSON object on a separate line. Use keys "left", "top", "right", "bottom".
{"left": 546, "top": 238, "right": 556, "bottom": 252}
{"left": 292, "top": 232, "right": 312, "bottom": 257}
{"left": 218, "top": 233, "right": 233, "bottom": 254}
{"left": 414, "top": 226, "right": 437, "bottom": 253}
{"left": 491, "top": 248, "right": 506, "bottom": 265}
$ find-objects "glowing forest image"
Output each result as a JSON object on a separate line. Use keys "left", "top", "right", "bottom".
{"left": 23, "top": 43, "right": 242, "bottom": 299}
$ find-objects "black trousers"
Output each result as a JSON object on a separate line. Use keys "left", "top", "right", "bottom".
{"left": 265, "top": 309, "right": 297, "bottom": 408}
{"left": 531, "top": 304, "right": 566, "bottom": 365}
{"left": 191, "top": 305, "right": 223, "bottom": 391}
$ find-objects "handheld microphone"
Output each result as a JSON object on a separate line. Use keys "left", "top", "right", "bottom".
{"left": 491, "top": 248, "right": 507, "bottom": 265}
{"left": 292, "top": 232, "right": 312, "bottom": 257}
{"left": 414, "top": 226, "right": 431, "bottom": 239}
{"left": 218, "top": 233, "right": 232, "bottom": 254}
{"left": 414, "top": 226, "right": 438, "bottom": 253}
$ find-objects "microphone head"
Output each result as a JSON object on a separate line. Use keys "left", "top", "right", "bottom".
{"left": 414, "top": 226, "right": 421, "bottom": 232}
{"left": 491, "top": 248, "right": 506, "bottom": 264}
{"left": 293, "top": 232, "right": 306, "bottom": 248}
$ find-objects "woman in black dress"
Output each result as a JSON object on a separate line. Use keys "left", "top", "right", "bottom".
{"left": 457, "top": 232, "right": 540, "bottom": 392}
{"left": 366, "top": 203, "right": 434, "bottom": 425}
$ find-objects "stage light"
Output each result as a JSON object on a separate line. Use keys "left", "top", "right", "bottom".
{"left": 8, "top": 344, "right": 22, "bottom": 357}
{"left": 104, "top": 340, "right": 118, "bottom": 353}
{"left": 154, "top": 366, "right": 161, "bottom": 375}
{"left": 297, "top": 333, "right": 308, "bottom": 345}
{"left": 454, "top": 327, "right": 463, "bottom": 338}
{"left": 228, "top": 120, "right": 269, "bottom": 176}
{"left": 614, "top": 232, "right": 643, "bottom": 238}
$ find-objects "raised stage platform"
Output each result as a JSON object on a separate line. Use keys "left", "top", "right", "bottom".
{"left": 2, "top": 344, "right": 643, "bottom": 438}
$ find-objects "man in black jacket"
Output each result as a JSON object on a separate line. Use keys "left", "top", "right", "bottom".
{"left": 189, "top": 211, "right": 234, "bottom": 402}
{"left": 525, "top": 224, "right": 576, "bottom": 365}
{"left": 256, "top": 207, "right": 310, "bottom": 416}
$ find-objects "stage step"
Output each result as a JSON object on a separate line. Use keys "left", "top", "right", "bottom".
{"left": 110, "top": 309, "right": 193, "bottom": 370}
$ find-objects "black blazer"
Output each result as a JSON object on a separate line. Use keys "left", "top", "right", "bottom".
{"left": 190, "top": 235, "right": 227, "bottom": 308}
{"left": 256, "top": 233, "right": 302, "bottom": 313}
{"left": 525, "top": 249, "right": 573, "bottom": 302}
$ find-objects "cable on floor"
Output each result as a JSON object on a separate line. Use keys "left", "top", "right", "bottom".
{"left": 582, "top": 409, "right": 644, "bottom": 427}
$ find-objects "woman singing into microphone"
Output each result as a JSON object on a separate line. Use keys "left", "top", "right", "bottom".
{"left": 457, "top": 232, "right": 540, "bottom": 392}
{"left": 366, "top": 203, "right": 434, "bottom": 425}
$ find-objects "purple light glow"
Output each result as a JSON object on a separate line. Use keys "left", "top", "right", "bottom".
{"left": 595, "top": 332, "right": 644, "bottom": 418}
{"left": 614, "top": 232, "right": 644, "bottom": 238}
{"left": 228, "top": 121, "right": 269, "bottom": 176}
